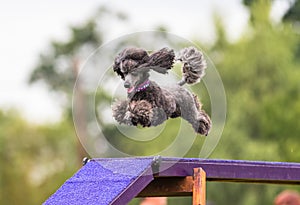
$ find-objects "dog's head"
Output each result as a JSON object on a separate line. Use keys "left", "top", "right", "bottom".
{"left": 113, "top": 47, "right": 175, "bottom": 94}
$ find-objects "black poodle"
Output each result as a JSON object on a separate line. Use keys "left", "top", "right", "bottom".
{"left": 111, "top": 46, "right": 211, "bottom": 136}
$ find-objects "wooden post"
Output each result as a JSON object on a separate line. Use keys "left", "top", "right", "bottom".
{"left": 193, "top": 168, "right": 206, "bottom": 205}
{"left": 137, "top": 177, "right": 194, "bottom": 197}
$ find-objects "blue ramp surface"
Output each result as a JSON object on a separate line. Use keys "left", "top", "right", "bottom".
{"left": 44, "top": 157, "right": 154, "bottom": 205}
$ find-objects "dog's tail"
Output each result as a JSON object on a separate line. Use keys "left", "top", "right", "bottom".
{"left": 176, "top": 47, "right": 207, "bottom": 86}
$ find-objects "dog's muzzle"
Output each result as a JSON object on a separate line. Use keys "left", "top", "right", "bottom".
{"left": 124, "top": 81, "right": 131, "bottom": 88}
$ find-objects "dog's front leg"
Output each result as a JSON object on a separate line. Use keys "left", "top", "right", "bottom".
{"left": 129, "top": 100, "right": 153, "bottom": 127}
{"left": 112, "top": 100, "right": 132, "bottom": 125}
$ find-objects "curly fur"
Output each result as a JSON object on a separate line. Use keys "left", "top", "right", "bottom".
{"left": 113, "top": 47, "right": 175, "bottom": 79}
{"left": 112, "top": 47, "right": 211, "bottom": 136}
{"left": 176, "top": 47, "right": 207, "bottom": 85}
{"left": 129, "top": 100, "right": 153, "bottom": 127}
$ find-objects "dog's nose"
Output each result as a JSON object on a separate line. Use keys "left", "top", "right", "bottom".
{"left": 124, "top": 81, "right": 131, "bottom": 88}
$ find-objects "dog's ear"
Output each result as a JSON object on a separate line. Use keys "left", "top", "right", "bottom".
{"left": 113, "top": 65, "right": 125, "bottom": 80}
{"left": 145, "top": 48, "right": 175, "bottom": 74}
{"left": 113, "top": 51, "right": 126, "bottom": 80}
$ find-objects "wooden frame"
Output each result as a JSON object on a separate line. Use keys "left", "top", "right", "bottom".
{"left": 137, "top": 167, "right": 207, "bottom": 205}
{"left": 135, "top": 157, "right": 300, "bottom": 205}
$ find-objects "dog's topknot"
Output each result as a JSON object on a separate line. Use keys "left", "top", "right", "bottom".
{"left": 113, "top": 47, "right": 175, "bottom": 79}
{"left": 176, "top": 47, "right": 207, "bottom": 85}
{"left": 113, "top": 47, "right": 149, "bottom": 80}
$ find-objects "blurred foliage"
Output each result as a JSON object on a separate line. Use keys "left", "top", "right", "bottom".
{"left": 1, "top": 1, "right": 300, "bottom": 205}
{"left": 0, "top": 110, "right": 77, "bottom": 205}
{"left": 29, "top": 6, "right": 127, "bottom": 101}
{"left": 203, "top": 0, "right": 300, "bottom": 204}
{"left": 283, "top": 0, "right": 300, "bottom": 22}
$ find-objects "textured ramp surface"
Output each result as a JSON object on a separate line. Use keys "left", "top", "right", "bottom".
{"left": 44, "top": 158, "right": 154, "bottom": 205}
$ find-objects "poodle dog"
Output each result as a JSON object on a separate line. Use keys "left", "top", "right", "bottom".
{"left": 111, "top": 46, "right": 211, "bottom": 136}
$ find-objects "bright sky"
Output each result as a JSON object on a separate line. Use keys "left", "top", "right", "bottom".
{"left": 0, "top": 0, "right": 289, "bottom": 123}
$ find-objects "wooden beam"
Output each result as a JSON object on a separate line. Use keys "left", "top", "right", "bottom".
{"left": 193, "top": 168, "right": 206, "bottom": 205}
{"left": 137, "top": 176, "right": 194, "bottom": 197}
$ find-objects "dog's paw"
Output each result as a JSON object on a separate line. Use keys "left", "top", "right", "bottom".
{"left": 112, "top": 101, "right": 127, "bottom": 121}
{"left": 129, "top": 100, "right": 153, "bottom": 127}
{"left": 111, "top": 100, "right": 133, "bottom": 125}
{"left": 122, "top": 111, "right": 133, "bottom": 125}
{"left": 197, "top": 119, "right": 211, "bottom": 136}
{"left": 196, "top": 111, "right": 212, "bottom": 136}
{"left": 124, "top": 111, "right": 131, "bottom": 120}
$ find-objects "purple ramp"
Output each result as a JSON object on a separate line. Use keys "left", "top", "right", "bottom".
{"left": 158, "top": 158, "right": 300, "bottom": 184}
{"left": 44, "top": 157, "right": 154, "bottom": 205}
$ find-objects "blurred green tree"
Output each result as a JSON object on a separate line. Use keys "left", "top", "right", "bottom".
{"left": 29, "top": 6, "right": 128, "bottom": 163}
{"left": 204, "top": 0, "right": 300, "bottom": 204}
{"left": 283, "top": 0, "right": 300, "bottom": 22}
{"left": 0, "top": 110, "right": 77, "bottom": 205}
{"left": 283, "top": 0, "right": 300, "bottom": 59}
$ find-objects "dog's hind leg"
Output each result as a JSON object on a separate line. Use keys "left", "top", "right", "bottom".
{"left": 192, "top": 94, "right": 212, "bottom": 136}
{"left": 194, "top": 110, "right": 211, "bottom": 136}
{"left": 183, "top": 106, "right": 211, "bottom": 136}
{"left": 172, "top": 88, "right": 211, "bottom": 136}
